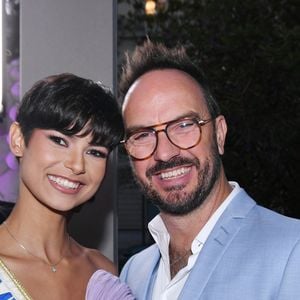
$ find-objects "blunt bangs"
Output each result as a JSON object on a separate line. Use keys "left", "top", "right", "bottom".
{"left": 17, "top": 73, "right": 124, "bottom": 149}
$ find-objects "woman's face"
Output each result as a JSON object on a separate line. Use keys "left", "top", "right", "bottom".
{"left": 10, "top": 123, "right": 109, "bottom": 212}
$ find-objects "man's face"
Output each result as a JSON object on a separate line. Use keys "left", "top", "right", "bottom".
{"left": 122, "top": 69, "right": 227, "bottom": 216}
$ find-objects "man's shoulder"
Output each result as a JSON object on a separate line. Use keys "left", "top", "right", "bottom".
{"left": 230, "top": 188, "right": 300, "bottom": 228}
{"left": 231, "top": 192, "right": 300, "bottom": 247}
{"left": 125, "top": 243, "right": 159, "bottom": 264}
{"left": 222, "top": 188, "right": 300, "bottom": 243}
{"left": 120, "top": 243, "right": 159, "bottom": 283}
{"left": 254, "top": 203, "right": 300, "bottom": 234}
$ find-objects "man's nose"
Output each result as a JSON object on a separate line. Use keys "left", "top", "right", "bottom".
{"left": 64, "top": 150, "right": 86, "bottom": 175}
{"left": 153, "top": 130, "right": 180, "bottom": 162}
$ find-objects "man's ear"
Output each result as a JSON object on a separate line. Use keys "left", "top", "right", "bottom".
{"left": 215, "top": 115, "right": 227, "bottom": 155}
{"left": 9, "top": 122, "right": 25, "bottom": 157}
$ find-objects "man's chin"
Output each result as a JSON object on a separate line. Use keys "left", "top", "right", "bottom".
{"left": 155, "top": 200, "right": 196, "bottom": 216}
{"left": 134, "top": 176, "right": 202, "bottom": 215}
{"left": 149, "top": 190, "right": 200, "bottom": 216}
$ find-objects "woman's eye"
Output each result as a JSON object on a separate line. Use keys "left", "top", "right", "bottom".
{"left": 87, "top": 149, "right": 108, "bottom": 159}
{"left": 49, "top": 135, "right": 67, "bottom": 146}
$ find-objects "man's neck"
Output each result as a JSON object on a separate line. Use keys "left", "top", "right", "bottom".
{"left": 161, "top": 177, "right": 232, "bottom": 251}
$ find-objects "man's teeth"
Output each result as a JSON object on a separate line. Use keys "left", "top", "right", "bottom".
{"left": 48, "top": 175, "right": 80, "bottom": 189}
{"left": 160, "top": 167, "right": 190, "bottom": 180}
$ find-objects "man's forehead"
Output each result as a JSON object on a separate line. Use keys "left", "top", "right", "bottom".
{"left": 122, "top": 69, "right": 202, "bottom": 110}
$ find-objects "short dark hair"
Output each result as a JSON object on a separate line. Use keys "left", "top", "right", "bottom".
{"left": 119, "top": 40, "right": 221, "bottom": 118}
{"left": 17, "top": 73, "right": 124, "bottom": 151}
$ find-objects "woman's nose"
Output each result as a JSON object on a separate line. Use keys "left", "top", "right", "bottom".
{"left": 64, "top": 151, "right": 86, "bottom": 175}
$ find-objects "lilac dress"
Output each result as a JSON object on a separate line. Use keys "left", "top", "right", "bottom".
{"left": 86, "top": 270, "right": 135, "bottom": 300}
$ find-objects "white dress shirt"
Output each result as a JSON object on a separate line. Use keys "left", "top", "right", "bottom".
{"left": 149, "top": 182, "right": 241, "bottom": 300}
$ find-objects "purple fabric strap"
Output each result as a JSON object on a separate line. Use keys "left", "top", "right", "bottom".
{"left": 86, "top": 269, "right": 135, "bottom": 300}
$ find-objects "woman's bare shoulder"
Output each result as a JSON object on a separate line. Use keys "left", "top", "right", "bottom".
{"left": 84, "top": 247, "right": 117, "bottom": 275}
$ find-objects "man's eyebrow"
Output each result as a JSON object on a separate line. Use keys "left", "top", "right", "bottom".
{"left": 125, "top": 124, "right": 146, "bottom": 133}
{"left": 125, "top": 111, "right": 200, "bottom": 133}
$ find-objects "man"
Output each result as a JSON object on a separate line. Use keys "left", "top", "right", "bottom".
{"left": 119, "top": 41, "right": 300, "bottom": 300}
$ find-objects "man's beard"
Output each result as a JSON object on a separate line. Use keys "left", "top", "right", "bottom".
{"left": 132, "top": 138, "right": 222, "bottom": 216}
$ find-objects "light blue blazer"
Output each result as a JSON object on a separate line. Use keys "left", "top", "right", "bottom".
{"left": 120, "top": 189, "right": 300, "bottom": 299}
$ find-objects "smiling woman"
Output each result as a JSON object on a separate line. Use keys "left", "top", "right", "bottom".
{"left": 0, "top": 73, "right": 135, "bottom": 299}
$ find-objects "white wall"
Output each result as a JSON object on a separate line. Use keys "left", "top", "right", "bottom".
{"left": 20, "top": 0, "right": 117, "bottom": 261}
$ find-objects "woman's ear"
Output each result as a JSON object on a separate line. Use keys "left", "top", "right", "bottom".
{"left": 215, "top": 115, "right": 227, "bottom": 155}
{"left": 9, "top": 122, "right": 25, "bottom": 157}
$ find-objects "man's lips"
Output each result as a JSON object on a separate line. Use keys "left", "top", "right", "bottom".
{"left": 151, "top": 165, "right": 194, "bottom": 192}
{"left": 158, "top": 166, "right": 191, "bottom": 180}
{"left": 146, "top": 156, "right": 199, "bottom": 179}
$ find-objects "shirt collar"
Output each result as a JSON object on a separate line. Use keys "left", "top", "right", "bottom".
{"left": 149, "top": 181, "right": 241, "bottom": 256}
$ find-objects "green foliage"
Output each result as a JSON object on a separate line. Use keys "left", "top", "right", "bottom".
{"left": 118, "top": 0, "right": 300, "bottom": 217}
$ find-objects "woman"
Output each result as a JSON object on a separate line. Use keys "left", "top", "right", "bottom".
{"left": 0, "top": 73, "right": 134, "bottom": 299}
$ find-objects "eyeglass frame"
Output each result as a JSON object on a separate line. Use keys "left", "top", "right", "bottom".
{"left": 120, "top": 115, "right": 215, "bottom": 160}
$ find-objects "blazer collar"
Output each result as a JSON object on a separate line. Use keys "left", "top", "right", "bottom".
{"left": 180, "top": 189, "right": 256, "bottom": 299}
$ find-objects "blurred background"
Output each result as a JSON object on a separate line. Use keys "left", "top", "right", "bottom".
{"left": 0, "top": 0, "right": 19, "bottom": 223}
{"left": 117, "top": 0, "right": 300, "bottom": 268}
{"left": 0, "top": 0, "right": 299, "bottom": 270}
{"left": 0, "top": 0, "right": 117, "bottom": 262}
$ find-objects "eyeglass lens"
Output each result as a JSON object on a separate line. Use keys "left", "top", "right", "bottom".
{"left": 125, "top": 118, "right": 201, "bottom": 160}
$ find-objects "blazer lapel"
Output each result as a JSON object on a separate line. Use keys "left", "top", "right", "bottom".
{"left": 132, "top": 246, "right": 161, "bottom": 300}
{"left": 179, "top": 189, "right": 256, "bottom": 300}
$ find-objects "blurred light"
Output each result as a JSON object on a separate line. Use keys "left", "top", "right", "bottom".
{"left": 8, "top": 58, "right": 19, "bottom": 80}
{"left": 10, "top": 81, "right": 19, "bottom": 98}
{"left": 0, "top": 137, "right": 9, "bottom": 174}
{"left": 156, "top": 0, "right": 168, "bottom": 13}
{"left": 145, "top": 0, "right": 156, "bottom": 15}
{"left": 8, "top": 104, "right": 17, "bottom": 121}
{"left": 6, "top": 133, "right": 9, "bottom": 144}
{"left": 5, "top": 0, "right": 19, "bottom": 16}
{"left": 1, "top": 0, "right": 3, "bottom": 113}
{"left": 0, "top": 157, "right": 8, "bottom": 174}
{"left": 6, "top": 152, "right": 18, "bottom": 170}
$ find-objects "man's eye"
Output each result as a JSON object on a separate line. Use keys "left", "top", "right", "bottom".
{"left": 178, "top": 121, "right": 195, "bottom": 129}
{"left": 133, "top": 131, "right": 152, "bottom": 141}
{"left": 49, "top": 135, "right": 67, "bottom": 146}
{"left": 87, "top": 149, "right": 108, "bottom": 159}
{"left": 172, "top": 120, "right": 196, "bottom": 133}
